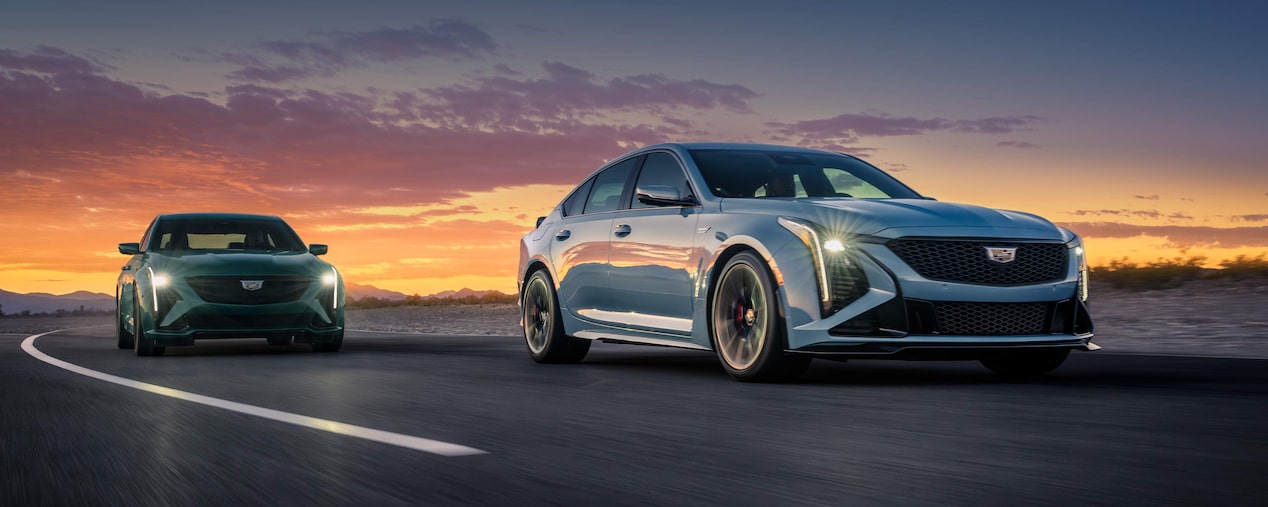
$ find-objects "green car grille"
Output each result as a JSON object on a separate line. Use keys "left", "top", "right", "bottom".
{"left": 186, "top": 276, "right": 312, "bottom": 304}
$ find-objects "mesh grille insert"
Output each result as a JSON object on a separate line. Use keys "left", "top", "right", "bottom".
{"left": 888, "top": 239, "right": 1066, "bottom": 285}
{"left": 187, "top": 276, "right": 311, "bottom": 304}
{"left": 933, "top": 301, "right": 1048, "bottom": 335}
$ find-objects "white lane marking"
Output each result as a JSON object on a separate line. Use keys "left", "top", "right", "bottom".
{"left": 21, "top": 329, "right": 487, "bottom": 457}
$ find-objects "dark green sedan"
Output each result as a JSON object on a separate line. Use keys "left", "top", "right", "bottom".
{"left": 115, "top": 213, "right": 345, "bottom": 356}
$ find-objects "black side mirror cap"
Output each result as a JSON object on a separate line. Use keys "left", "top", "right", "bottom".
{"left": 309, "top": 244, "right": 328, "bottom": 255}
{"left": 535, "top": 216, "right": 546, "bottom": 228}
{"left": 118, "top": 242, "right": 141, "bottom": 255}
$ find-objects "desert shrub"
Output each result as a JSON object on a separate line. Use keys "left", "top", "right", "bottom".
{"left": 346, "top": 291, "right": 516, "bottom": 309}
{"left": 1213, "top": 254, "right": 1268, "bottom": 279}
{"left": 1091, "top": 255, "right": 1210, "bottom": 290}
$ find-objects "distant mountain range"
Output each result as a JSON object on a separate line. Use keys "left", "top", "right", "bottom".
{"left": 344, "top": 282, "right": 409, "bottom": 301}
{"left": 344, "top": 283, "right": 510, "bottom": 301}
{"left": 0, "top": 289, "right": 114, "bottom": 315}
{"left": 0, "top": 284, "right": 512, "bottom": 315}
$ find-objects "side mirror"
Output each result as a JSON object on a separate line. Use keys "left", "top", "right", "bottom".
{"left": 637, "top": 185, "right": 696, "bottom": 207}
{"left": 309, "top": 244, "right": 328, "bottom": 256}
{"left": 535, "top": 216, "right": 546, "bottom": 228}
{"left": 118, "top": 243, "right": 141, "bottom": 255}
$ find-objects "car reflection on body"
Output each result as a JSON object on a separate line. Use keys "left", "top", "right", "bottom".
{"left": 517, "top": 143, "right": 1094, "bottom": 381}
{"left": 115, "top": 213, "right": 344, "bottom": 356}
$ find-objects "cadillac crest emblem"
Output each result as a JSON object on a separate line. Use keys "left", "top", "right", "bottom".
{"left": 984, "top": 247, "right": 1017, "bottom": 264}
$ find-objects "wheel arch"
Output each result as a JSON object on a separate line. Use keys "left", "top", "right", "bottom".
{"left": 520, "top": 257, "right": 555, "bottom": 297}
{"left": 700, "top": 241, "right": 791, "bottom": 353}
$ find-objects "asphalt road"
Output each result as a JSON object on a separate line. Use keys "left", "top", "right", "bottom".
{"left": 4, "top": 327, "right": 1268, "bottom": 506}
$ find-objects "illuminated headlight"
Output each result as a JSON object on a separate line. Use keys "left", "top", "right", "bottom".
{"left": 1067, "top": 237, "right": 1089, "bottom": 303}
{"left": 324, "top": 267, "right": 340, "bottom": 310}
{"left": 823, "top": 239, "right": 846, "bottom": 253}
{"left": 152, "top": 274, "right": 170, "bottom": 288}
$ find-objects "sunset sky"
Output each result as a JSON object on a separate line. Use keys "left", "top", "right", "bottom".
{"left": 2, "top": 0, "right": 1265, "bottom": 297}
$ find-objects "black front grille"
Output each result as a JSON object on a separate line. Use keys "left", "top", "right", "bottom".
{"left": 827, "top": 258, "right": 869, "bottom": 314}
{"left": 888, "top": 239, "right": 1067, "bottom": 285}
{"left": 933, "top": 302, "right": 1048, "bottom": 335}
{"left": 187, "top": 276, "right": 312, "bottom": 304}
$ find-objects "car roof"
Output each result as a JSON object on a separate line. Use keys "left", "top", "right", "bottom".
{"left": 641, "top": 142, "right": 845, "bottom": 155}
{"left": 157, "top": 212, "right": 285, "bottom": 222}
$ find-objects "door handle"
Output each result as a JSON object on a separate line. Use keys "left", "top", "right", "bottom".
{"left": 555, "top": 229, "right": 571, "bottom": 241}
{"left": 614, "top": 224, "right": 631, "bottom": 237}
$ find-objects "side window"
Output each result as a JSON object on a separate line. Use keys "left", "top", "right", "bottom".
{"left": 582, "top": 156, "right": 640, "bottom": 214}
{"left": 561, "top": 178, "right": 594, "bottom": 217}
{"left": 632, "top": 152, "right": 692, "bottom": 208}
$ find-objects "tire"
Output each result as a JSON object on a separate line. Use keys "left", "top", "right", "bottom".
{"left": 311, "top": 331, "right": 343, "bottom": 352}
{"left": 980, "top": 349, "right": 1070, "bottom": 377}
{"left": 521, "top": 270, "right": 590, "bottom": 363}
{"left": 709, "top": 251, "right": 810, "bottom": 382}
{"left": 134, "top": 297, "right": 165, "bottom": 357}
{"left": 116, "top": 296, "right": 134, "bottom": 349}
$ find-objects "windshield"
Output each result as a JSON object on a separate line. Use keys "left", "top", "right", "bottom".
{"left": 149, "top": 218, "right": 307, "bottom": 252}
{"left": 689, "top": 149, "right": 922, "bottom": 199}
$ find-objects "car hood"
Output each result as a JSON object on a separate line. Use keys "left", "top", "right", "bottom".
{"left": 722, "top": 198, "right": 1071, "bottom": 240}
{"left": 145, "top": 251, "right": 330, "bottom": 277}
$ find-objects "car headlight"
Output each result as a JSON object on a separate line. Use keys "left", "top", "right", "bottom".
{"left": 1067, "top": 237, "right": 1089, "bottom": 303}
{"left": 324, "top": 267, "right": 340, "bottom": 309}
{"left": 145, "top": 268, "right": 170, "bottom": 312}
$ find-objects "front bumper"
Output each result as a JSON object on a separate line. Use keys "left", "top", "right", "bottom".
{"left": 145, "top": 298, "right": 343, "bottom": 346}
{"left": 776, "top": 237, "right": 1095, "bottom": 358}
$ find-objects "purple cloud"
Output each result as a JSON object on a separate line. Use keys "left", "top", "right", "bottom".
{"left": 765, "top": 112, "right": 1043, "bottom": 149}
{"left": 229, "top": 65, "right": 318, "bottom": 83}
{"left": 417, "top": 61, "right": 758, "bottom": 131}
{"left": 997, "top": 141, "right": 1039, "bottom": 149}
{"left": 228, "top": 20, "right": 498, "bottom": 82}
{"left": 951, "top": 116, "right": 1044, "bottom": 134}
{"left": 1068, "top": 209, "right": 1164, "bottom": 219}
{"left": 0, "top": 46, "right": 705, "bottom": 217}
{"left": 1058, "top": 222, "right": 1268, "bottom": 248}
{"left": 0, "top": 46, "right": 104, "bottom": 74}
{"left": 1233, "top": 214, "right": 1268, "bottom": 222}
{"left": 1133, "top": 194, "right": 1160, "bottom": 200}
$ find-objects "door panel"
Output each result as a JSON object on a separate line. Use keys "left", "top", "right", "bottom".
{"left": 551, "top": 214, "right": 615, "bottom": 318}
{"left": 607, "top": 151, "right": 702, "bottom": 335}
{"left": 551, "top": 156, "right": 642, "bottom": 321}
{"left": 608, "top": 208, "right": 701, "bottom": 331}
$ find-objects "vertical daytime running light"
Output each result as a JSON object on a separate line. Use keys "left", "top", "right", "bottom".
{"left": 146, "top": 267, "right": 159, "bottom": 311}
{"left": 331, "top": 267, "right": 340, "bottom": 310}
{"left": 777, "top": 217, "right": 831, "bottom": 305}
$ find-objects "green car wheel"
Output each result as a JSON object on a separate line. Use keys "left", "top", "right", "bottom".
{"left": 134, "top": 297, "right": 165, "bottom": 357}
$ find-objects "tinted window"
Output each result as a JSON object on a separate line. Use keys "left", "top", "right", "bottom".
{"left": 688, "top": 149, "right": 921, "bottom": 199}
{"left": 632, "top": 152, "right": 693, "bottom": 208}
{"left": 561, "top": 178, "right": 594, "bottom": 217}
{"left": 582, "top": 156, "right": 640, "bottom": 214}
{"left": 150, "top": 219, "right": 306, "bottom": 251}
